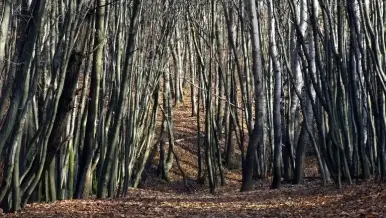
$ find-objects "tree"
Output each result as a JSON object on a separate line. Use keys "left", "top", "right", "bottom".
{"left": 241, "top": 0, "right": 265, "bottom": 192}
{"left": 1, "top": 0, "right": 386, "bottom": 213}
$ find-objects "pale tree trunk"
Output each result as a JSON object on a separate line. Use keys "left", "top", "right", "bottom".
{"left": 187, "top": 30, "right": 197, "bottom": 116}
{"left": 285, "top": 0, "right": 308, "bottom": 182}
{"left": 293, "top": 26, "right": 317, "bottom": 184}
{"left": 347, "top": 0, "right": 371, "bottom": 179}
{"left": 0, "top": 0, "right": 11, "bottom": 83}
{"left": 241, "top": 0, "right": 265, "bottom": 192}
{"left": 269, "top": 0, "right": 282, "bottom": 190}
{"left": 173, "top": 25, "right": 184, "bottom": 105}
{"left": 158, "top": 56, "right": 174, "bottom": 181}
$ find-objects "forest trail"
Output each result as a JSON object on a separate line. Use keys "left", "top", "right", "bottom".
{"left": 2, "top": 94, "right": 386, "bottom": 217}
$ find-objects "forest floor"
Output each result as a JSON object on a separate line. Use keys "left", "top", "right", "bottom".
{"left": 2, "top": 95, "right": 386, "bottom": 217}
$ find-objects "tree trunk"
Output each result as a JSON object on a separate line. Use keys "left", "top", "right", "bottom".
{"left": 241, "top": 0, "right": 265, "bottom": 192}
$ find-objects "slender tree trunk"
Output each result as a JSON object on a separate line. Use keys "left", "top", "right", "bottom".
{"left": 269, "top": 0, "right": 282, "bottom": 189}
{"left": 97, "top": 0, "right": 142, "bottom": 198}
{"left": 241, "top": 0, "right": 264, "bottom": 192}
{"left": 76, "top": 0, "right": 105, "bottom": 199}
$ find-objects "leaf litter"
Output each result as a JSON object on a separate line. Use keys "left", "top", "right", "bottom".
{"left": 2, "top": 95, "right": 386, "bottom": 217}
